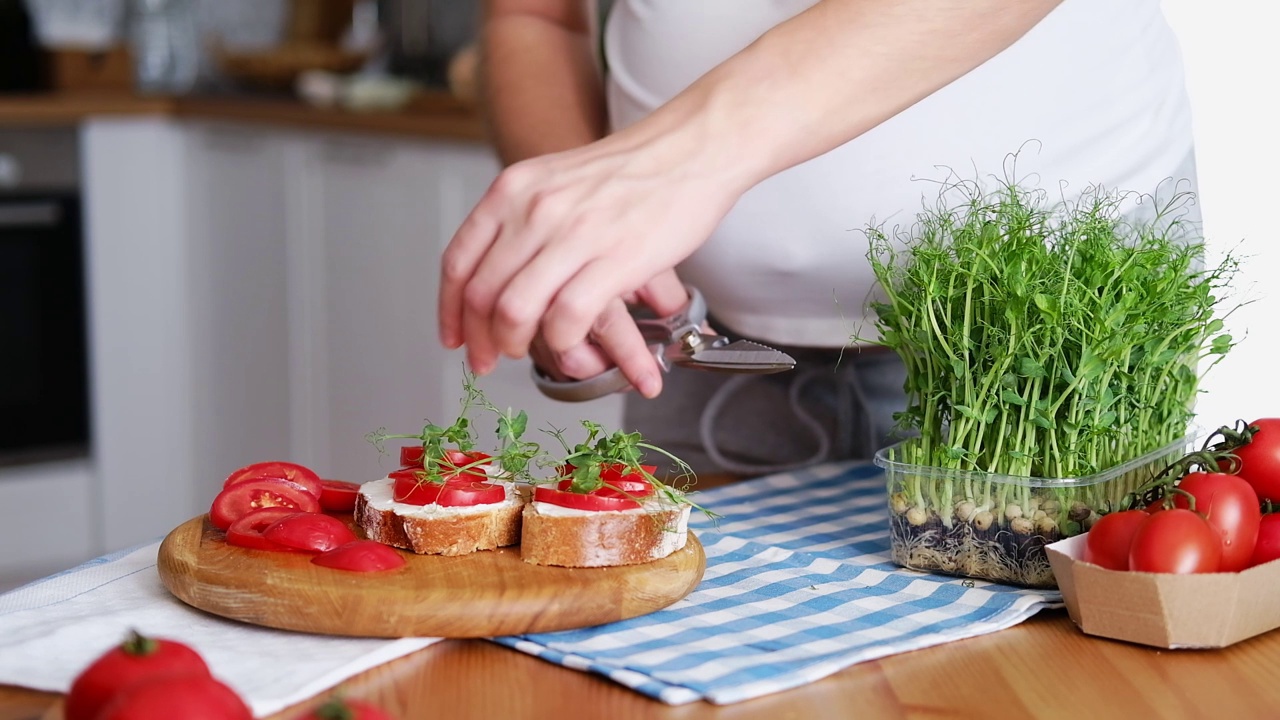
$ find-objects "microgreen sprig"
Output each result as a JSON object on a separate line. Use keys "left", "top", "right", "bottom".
{"left": 543, "top": 420, "right": 717, "bottom": 521}
{"left": 364, "top": 369, "right": 541, "bottom": 484}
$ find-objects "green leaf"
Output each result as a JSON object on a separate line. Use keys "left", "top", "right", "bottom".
{"left": 1000, "top": 389, "right": 1027, "bottom": 406}
{"left": 954, "top": 404, "right": 979, "bottom": 421}
{"left": 1096, "top": 410, "right": 1117, "bottom": 429}
{"left": 1032, "top": 293, "right": 1059, "bottom": 318}
{"left": 983, "top": 407, "right": 999, "bottom": 423}
{"left": 1017, "top": 357, "right": 1046, "bottom": 379}
{"left": 1211, "top": 333, "right": 1233, "bottom": 354}
{"left": 1000, "top": 373, "right": 1019, "bottom": 390}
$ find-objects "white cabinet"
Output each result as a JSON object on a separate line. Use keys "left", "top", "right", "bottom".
{"left": 51, "top": 118, "right": 623, "bottom": 564}
{"left": 290, "top": 134, "right": 623, "bottom": 482}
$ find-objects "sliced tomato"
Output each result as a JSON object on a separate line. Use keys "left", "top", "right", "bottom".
{"left": 318, "top": 480, "right": 361, "bottom": 513}
{"left": 210, "top": 479, "right": 322, "bottom": 531}
{"left": 263, "top": 513, "right": 357, "bottom": 553}
{"left": 312, "top": 540, "right": 406, "bottom": 572}
{"left": 534, "top": 486, "right": 643, "bottom": 511}
{"left": 400, "top": 445, "right": 425, "bottom": 467}
{"left": 223, "top": 461, "right": 323, "bottom": 500}
{"left": 226, "top": 508, "right": 301, "bottom": 551}
{"left": 558, "top": 463, "right": 657, "bottom": 500}
{"left": 392, "top": 471, "right": 506, "bottom": 507}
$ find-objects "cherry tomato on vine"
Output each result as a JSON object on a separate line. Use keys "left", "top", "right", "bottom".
{"left": 1231, "top": 418, "right": 1280, "bottom": 503}
{"left": 1083, "top": 510, "right": 1149, "bottom": 571}
{"left": 1250, "top": 514, "right": 1280, "bottom": 568}
{"left": 1129, "top": 508, "right": 1222, "bottom": 574}
{"left": 1171, "top": 471, "right": 1261, "bottom": 572}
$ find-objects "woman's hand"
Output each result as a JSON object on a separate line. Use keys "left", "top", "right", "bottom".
{"left": 526, "top": 270, "right": 690, "bottom": 398}
{"left": 446, "top": 0, "right": 1061, "bottom": 387}
{"left": 438, "top": 124, "right": 745, "bottom": 382}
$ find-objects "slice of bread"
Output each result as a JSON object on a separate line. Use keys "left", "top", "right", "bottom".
{"left": 520, "top": 496, "right": 691, "bottom": 568}
{"left": 354, "top": 476, "right": 525, "bottom": 556}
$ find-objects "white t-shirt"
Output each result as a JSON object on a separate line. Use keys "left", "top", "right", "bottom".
{"left": 603, "top": 0, "right": 1198, "bottom": 348}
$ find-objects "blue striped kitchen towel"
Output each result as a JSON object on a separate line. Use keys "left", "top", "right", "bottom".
{"left": 492, "top": 461, "right": 1063, "bottom": 705}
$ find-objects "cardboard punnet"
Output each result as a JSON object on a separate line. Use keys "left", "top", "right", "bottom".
{"left": 1045, "top": 534, "right": 1280, "bottom": 649}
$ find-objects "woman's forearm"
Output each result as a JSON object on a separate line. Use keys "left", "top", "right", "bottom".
{"left": 613, "top": 0, "right": 1063, "bottom": 193}
{"left": 481, "top": 1, "right": 607, "bottom": 164}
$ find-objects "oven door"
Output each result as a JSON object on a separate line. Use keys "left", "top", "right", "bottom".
{"left": 0, "top": 192, "right": 90, "bottom": 463}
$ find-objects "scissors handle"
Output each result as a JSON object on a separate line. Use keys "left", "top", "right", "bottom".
{"left": 531, "top": 344, "right": 668, "bottom": 402}
{"left": 631, "top": 285, "right": 707, "bottom": 343}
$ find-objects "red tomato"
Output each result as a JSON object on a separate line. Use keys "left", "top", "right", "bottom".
{"left": 223, "top": 461, "right": 323, "bottom": 499}
{"left": 209, "top": 479, "right": 322, "bottom": 530}
{"left": 1082, "top": 510, "right": 1149, "bottom": 571}
{"left": 1172, "top": 471, "right": 1261, "bottom": 571}
{"left": 1232, "top": 418, "right": 1280, "bottom": 503}
{"left": 302, "top": 698, "right": 396, "bottom": 720}
{"left": 400, "top": 445, "right": 425, "bottom": 467}
{"left": 96, "top": 674, "right": 251, "bottom": 720}
{"left": 312, "top": 540, "right": 406, "bottom": 572}
{"left": 391, "top": 470, "right": 505, "bottom": 506}
{"left": 398, "top": 446, "right": 490, "bottom": 472}
{"left": 319, "top": 480, "right": 361, "bottom": 513}
{"left": 534, "top": 486, "right": 643, "bottom": 511}
{"left": 263, "top": 512, "right": 357, "bottom": 553}
{"left": 1129, "top": 509, "right": 1223, "bottom": 574}
{"left": 1250, "top": 514, "right": 1280, "bottom": 567}
{"left": 225, "top": 508, "right": 302, "bottom": 552}
{"left": 65, "top": 631, "right": 211, "bottom": 720}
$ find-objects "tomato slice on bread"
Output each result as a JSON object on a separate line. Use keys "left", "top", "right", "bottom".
{"left": 210, "top": 479, "right": 321, "bottom": 530}
{"left": 541, "top": 463, "right": 659, "bottom": 510}
{"left": 391, "top": 470, "right": 506, "bottom": 507}
{"left": 312, "top": 540, "right": 406, "bottom": 572}
{"left": 534, "top": 486, "right": 645, "bottom": 511}
{"left": 225, "top": 508, "right": 303, "bottom": 551}
{"left": 318, "top": 479, "right": 361, "bottom": 513}
{"left": 263, "top": 512, "right": 357, "bottom": 553}
{"left": 223, "top": 461, "right": 323, "bottom": 500}
{"left": 399, "top": 447, "right": 491, "bottom": 473}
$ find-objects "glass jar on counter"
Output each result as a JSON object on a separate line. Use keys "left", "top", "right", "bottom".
{"left": 129, "top": 0, "right": 199, "bottom": 94}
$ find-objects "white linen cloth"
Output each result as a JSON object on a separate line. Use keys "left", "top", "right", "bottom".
{"left": 0, "top": 542, "right": 438, "bottom": 717}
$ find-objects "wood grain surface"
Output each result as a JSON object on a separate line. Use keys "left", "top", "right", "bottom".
{"left": 157, "top": 516, "right": 705, "bottom": 638}
{"left": 10, "top": 612, "right": 1280, "bottom": 720}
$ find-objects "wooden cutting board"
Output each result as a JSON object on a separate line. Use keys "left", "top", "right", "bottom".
{"left": 157, "top": 516, "right": 706, "bottom": 638}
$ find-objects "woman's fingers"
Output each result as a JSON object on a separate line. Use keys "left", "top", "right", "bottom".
{"left": 585, "top": 297, "right": 664, "bottom": 398}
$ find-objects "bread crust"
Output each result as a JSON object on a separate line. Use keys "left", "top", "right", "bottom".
{"left": 354, "top": 481, "right": 524, "bottom": 556}
{"left": 519, "top": 502, "right": 690, "bottom": 567}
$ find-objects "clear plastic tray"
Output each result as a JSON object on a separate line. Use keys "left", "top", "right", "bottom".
{"left": 873, "top": 430, "right": 1198, "bottom": 588}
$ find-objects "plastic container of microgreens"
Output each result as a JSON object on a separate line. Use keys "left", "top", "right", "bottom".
{"left": 873, "top": 430, "right": 1199, "bottom": 589}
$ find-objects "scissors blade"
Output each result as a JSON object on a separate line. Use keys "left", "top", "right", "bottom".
{"left": 683, "top": 339, "right": 797, "bottom": 373}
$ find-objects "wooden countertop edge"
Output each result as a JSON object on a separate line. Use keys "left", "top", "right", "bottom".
{"left": 0, "top": 93, "right": 489, "bottom": 142}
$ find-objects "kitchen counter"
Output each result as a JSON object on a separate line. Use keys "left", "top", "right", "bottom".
{"left": 0, "top": 91, "right": 487, "bottom": 142}
{"left": 4, "top": 611, "right": 1280, "bottom": 719}
{"left": 3, "top": 470, "right": 1280, "bottom": 719}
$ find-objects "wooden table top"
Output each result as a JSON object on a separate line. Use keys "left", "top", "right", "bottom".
{"left": 4, "top": 611, "right": 1280, "bottom": 720}
{"left": 4, "top": 470, "right": 1279, "bottom": 719}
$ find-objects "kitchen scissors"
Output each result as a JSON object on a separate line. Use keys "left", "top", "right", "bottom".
{"left": 532, "top": 286, "right": 797, "bottom": 402}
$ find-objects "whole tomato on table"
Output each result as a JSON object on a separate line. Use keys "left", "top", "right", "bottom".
{"left": 302, "top": 697, "right": 397, "bottom": 720}
{"left": 65, "top": 631, "right": 213, "bottom": 720}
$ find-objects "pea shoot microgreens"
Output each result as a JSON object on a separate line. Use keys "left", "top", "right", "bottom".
{"left": 365, "top": 371, "right": 540, "bottom": 484}
{"left": 543, "top": 420, "right": 717, "bottom": 520}
{"left": 862, "top": 172, "right": 1241, "bottom": 586}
